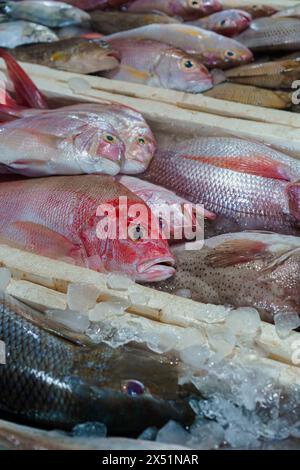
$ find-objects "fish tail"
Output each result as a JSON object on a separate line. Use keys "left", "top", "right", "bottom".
{"left": 0, "top": 49, "right": 48, "bottom": 110}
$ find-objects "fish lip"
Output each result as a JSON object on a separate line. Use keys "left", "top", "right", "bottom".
{"left": 136, "top": 257, "right": 176, "bottom": 282}
{"left": 95, "top": 54, "right": 120, "bottom": 72}
{"left": 93, "top": 158, "right": 121, "bottom": 176}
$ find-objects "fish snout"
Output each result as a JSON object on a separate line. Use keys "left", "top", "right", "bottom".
{"left": 136, "top": 257, "right": 176, "bottom": 282}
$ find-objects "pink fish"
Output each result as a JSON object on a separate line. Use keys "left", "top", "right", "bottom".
{"left": 105, "top": 24, "right": 253, "bottom": 68}
{"left": 189, "top": 9, "right": 252, "bottom": 37}
{"left": 104, "top": 38, "right": 213, "bottom": 92}
{"left": 0, "top": 175, "right": 175, "bottom": 282}
{"left": 119, "top": 175, "right": 216, "bottom": 240}
{"left": 123, "top": 0, "right": 222, "bottom": 20}
{"left": 141, "top": 137, "right": 300, "bottom": 236}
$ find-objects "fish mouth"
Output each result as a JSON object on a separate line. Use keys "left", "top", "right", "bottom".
{"left": 93, "top": 157, "right": 121, "bottom": 176}
{"left": 136, "top": 257, "right": 176, "bottom": 282}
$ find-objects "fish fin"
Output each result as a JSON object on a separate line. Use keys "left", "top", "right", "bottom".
{"left": 287, "top": 182, "right": 300, "bottom": 221}
{"left": 2, "top": 221, "right": 86, "bottom": 265}
{"left": 182, "top": 154, "right": 291, "bottom": 181}
{"left": 205, "top": 239, "right": 268, "bottom": 268}
{"left": 0, "top": 49, "right": 48, "bottom": 109}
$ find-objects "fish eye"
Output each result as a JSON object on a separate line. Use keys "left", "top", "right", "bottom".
{"left": 128, "top": 223, "right": 146, "bottom": 241}
{"left": 137, "top": 137, "right": 146, "bottom": 145}
{"left": 99, "top": 40, "right": 109, "bottom": 48}
{"left": 189, "top": 0, "right": 200, "bottom": 6}
{"left": 219, "top": 19, "right": 227, "bottom": 27}
{"left": 121, "top": 380, "right": 145, "bottom": 396}
{"left": 182, "top": 58, "right": 195, "bottom": 70}
{"left": 226, "top": 50, "right": 236, "bottom": 58}
{"left": 103, "top": 133, "right": 117, "bottom": 144}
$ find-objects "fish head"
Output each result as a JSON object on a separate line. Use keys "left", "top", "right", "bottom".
{"left": 50, "top": 39, "right": 120, "bottom": 73}
{"left": 218, "top": 41, "right": 253, "bottom": 68}
{"left": 155, "top": 48, "right": 213, "bottom": 93}
{"left": 26, "top": 23, "right": 58, "bottom": 43}
{"left": 248, "top": 5, "right": 278, "bottom": 19}
{"left": 73, "top": 121, "right": 125, "bottom": 175}
{"left": 213, "top": 10, "right": 252, "bottom": 37}
{"left": 92, "top": 197, "right": 175, "bottom": 281}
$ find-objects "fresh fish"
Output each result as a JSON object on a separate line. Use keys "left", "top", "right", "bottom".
{"left": 1, "top": 0, "right": 90, "bottom": 28}
{"left": 0, "top": 20, "right": 58, "bottom": 48}
{"left": 154, "top": 232, "right": 300, "bottom": 324}
{"left": 0, "top": 419, "right": 188, "bottom": 449}
{"left": 237, "top": 17, "right": 300, "bottom": 51}
{"left": 9, "top": 38, "right": 120, "bottom": 74}
{"left": 220, "top": 1, "right": 278, "bottom": 18}
{"left": 118, "top": 175, "right": 216, "bottom": 240}
{"left": 0, "top": 108, "right": 126, "bottom": 176}
{"left": 225, "top": 59, "right": 300, "bottom": 89}
{"left": 188, "top": 9, "right": 252, "bottom": 37}
{"left": 141, "top": 137, "right": 300, "bottom": 236}
{"left": 204, "top": 82, "right": 293, "bottom": 109}
{"left": 0, "top": 175, "right": 175, "bottom": 280}
{"left": 0, "top": 293, "right": 193, "bottom": 434}
{"left": 0, "top": 100, "right": 156, "bottom": 175}
{"left": 122, "top": 0, "right": 222, "bottom": 21}
{"left": 91, "top": 11, "right": 180, "bottom": 36}
{"left": 274, "top": 5, "right": 300, "bottom": 20}
{"left": 105, "top": 24, "right": 253, "bottom": 69}
{"left": 103, "top": 38, "right": 213, "bottom": 93}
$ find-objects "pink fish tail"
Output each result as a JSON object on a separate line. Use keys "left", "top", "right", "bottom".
{"left": 0, "top": 49, "right": 48, "bottom": 110}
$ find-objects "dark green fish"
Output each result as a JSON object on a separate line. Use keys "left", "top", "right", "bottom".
{"left": 0, "top": 294, "right": 194, "bottom": 436}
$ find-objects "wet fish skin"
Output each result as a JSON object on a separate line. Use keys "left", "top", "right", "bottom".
{"left": 237, "top": 17, "right": 300, "bottom": 51}
{"left": 225, "top": 59, "right": 300, "bottom": 89}
{"left": 141, "top": 137, "right": 300, "bottom": 236}
{"left": 0, "top": 102, "right": 156, "bottom": 175}
{"left": 0, "top": 175, "right": 175, "bottom": 281}
{"left": 1, "top": 0, "right": 91, "bottom": 28}
{"left": 56, "top": 0, "right": 109, "bottom": 10}
{"left": 122, "top": 0, "right": 222, "bottom": 21}
{"left": 118, "top": 175, "right": 216, "bottom": 240}
{"left": 188, "top": 9, "right": 252, "bottom": 37}
{"left": 91, "top": 11, "right": 180, "bottom": 36}
{"left": 9, "top": 38, "right": 120, "bottom": 74}
{"left": 274, "top": 5, "right": 300, "bottom": 20}
{"left": 0, "top": 293, "right": 193, "bottom": 435}
{"left": 220, "top": 1, "right": 278, "bottom": 19}
{"left": 103, "top": 38, "right": 213, "bottom": 93}
{"left": 154, "top": 232, "right": 300, "bottom": 324}
{"left": 0, "top": 109, "right": 126, "bottom": 176}
{"left": 204, "top": 82, "right": 293, "bottom": 109}
{"left": 0, "top": 20, "right": 58, "bottom": 48}
{"left": 105, "top": 24, "right": 253, "bottom": 69}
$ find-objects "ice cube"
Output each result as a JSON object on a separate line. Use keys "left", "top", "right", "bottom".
{"left": 67, "top": 283, "right": 100, "bottom": 312}
{"left": 180, "top": 345, "right": 211, "bottom": 369}
{"left": 138, "top": 427, "right": 158, "bottom": 441}
{"left": 128, "top": 290, "right": 150, "bottom": 306}
{"left": 188, "top": 421, "right": 224, "bottom": 450}
{"left": 274, "top": 313, "right": 300, "bottom": 339}
{"left": 156, "top": 420, "right": 189, "bottom": 446}
{"left": 226, "top": 308, "right": 261, "bottom": 337}
{"left": 46, "top": 309, "right": 89, "bottom": 333}
{"left": 72, "top": 422, "right": 107, "bottom": 438}
{"left": 89, "top": 301, "right": 125, "bottom": 322}
{"left": 0, "top": 268, "right": 11, "bottom": 292}
{"left": 107, "top": 273, "right": 133, "bottom": 291}
{"left": 68, "top": 77, "right": 91, "bottom": 94}
{"left": 207, "top": 326, "right": 236, "bottom": 358}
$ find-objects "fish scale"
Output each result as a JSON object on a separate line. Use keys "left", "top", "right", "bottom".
{"left": 141, "top": 139, "right": 300, "bottom": 235}
{"left": 0, "top": 294, "right": 194, "bottom": 434}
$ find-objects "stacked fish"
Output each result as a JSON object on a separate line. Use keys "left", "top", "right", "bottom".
{"left": 1, "top": 0, "right": 300, "bottom": 447}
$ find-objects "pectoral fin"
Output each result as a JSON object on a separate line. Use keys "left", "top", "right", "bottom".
{"left": 205, "top": 239, "right": 268, "bottom": 268}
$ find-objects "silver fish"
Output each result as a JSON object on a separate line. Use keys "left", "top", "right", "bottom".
{"left": 0, "top": 20, "right": 58, "bottom": 48}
